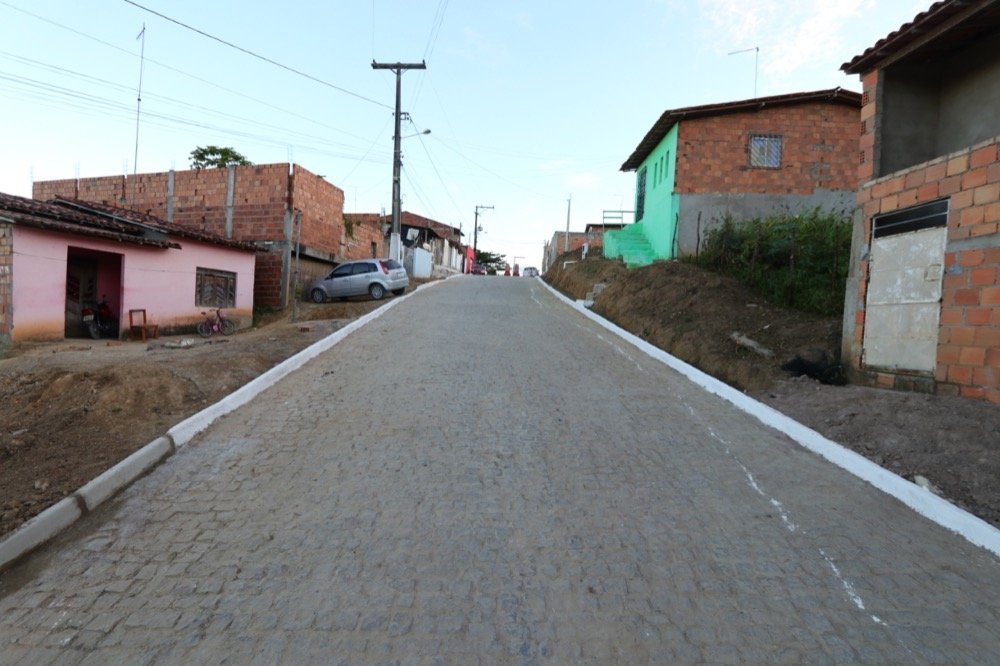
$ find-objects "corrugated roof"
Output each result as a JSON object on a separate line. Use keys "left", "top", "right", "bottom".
{"left": 842, "top": 0, "right": 1000, "bottom": 74}
{"left": 620, "top": 88, "right": 861, "bottom": 172}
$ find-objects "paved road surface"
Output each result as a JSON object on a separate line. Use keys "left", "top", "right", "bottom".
{"left": 2, "top": 277, "right": 998, "bottom": 663}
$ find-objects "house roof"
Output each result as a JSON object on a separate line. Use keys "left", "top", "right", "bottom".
{"left": 620, "top": 88, "right": 862, "bottom": 172}
{"left": 53, "top": 198, "right": 258, "bottom": 251}
{"left": 0, "top": 192, "right": 178, "bottom": 249}
{"left": 842, "top": 0, "right": 1000, "bottom": 75}
{"left": 348, "top": 211, "right": 464, "bottom": 241}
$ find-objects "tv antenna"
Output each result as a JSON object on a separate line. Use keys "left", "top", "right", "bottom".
{"left": 728, "top": 46, "right": 759, "bottom": 97}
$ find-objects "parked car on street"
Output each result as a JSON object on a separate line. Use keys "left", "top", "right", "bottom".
{"left": 307, "top": 259, "right": 408, "bottom": 302}
{"left": 523, "top": 266, "right": 539, "bottom": 278}
{"left": 470, "top": 263, "right": 487, "bottom": 275}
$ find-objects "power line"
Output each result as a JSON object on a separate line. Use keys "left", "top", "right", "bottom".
{"left": 122, "top": 0, "right": 392, "bottom": 109}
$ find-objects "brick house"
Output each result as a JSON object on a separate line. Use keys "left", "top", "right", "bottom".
{"left": 840, "top": 0, "right": 1000, "bottom": 402}
{"left": 605, "top": 89, "right": 861, "bottom": 267}
{"left": 34, "top": 163, "right": 369, "bottom": 309}
{"left": 0, "top": 192, "right": 256, "bottom": 350}
{"left": 542, "top": 224, "right": 625, "bottom": 273}
{"left": 347, "top": 211, "right": 465, "bottom": 276}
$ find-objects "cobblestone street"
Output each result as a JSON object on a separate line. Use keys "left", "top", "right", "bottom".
{"left": 1, "top": 276, "right": 998, "bottom": 663}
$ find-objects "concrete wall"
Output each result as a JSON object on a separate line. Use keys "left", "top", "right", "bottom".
{"left": 877, "top": 29, "right": 1000, "bottom": 176}
{"left": 676, "top": 190, "right": 856, "bottom": 255}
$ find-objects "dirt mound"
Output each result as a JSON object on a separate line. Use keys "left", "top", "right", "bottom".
{"left": 548, "top": 250, "right": 840, "bottom": 391}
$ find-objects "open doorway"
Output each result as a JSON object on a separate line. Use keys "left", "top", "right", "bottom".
{"left": 65, "top": 248, "right": 123, "bottom": 338}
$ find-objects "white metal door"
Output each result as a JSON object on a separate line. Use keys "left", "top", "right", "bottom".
{"left": 863, "top": 227, "right": 947, "bottom": 372}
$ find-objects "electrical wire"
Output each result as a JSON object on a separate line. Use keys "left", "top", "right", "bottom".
{"left": 122, "top": 0, "right": 391, "bottom": 110}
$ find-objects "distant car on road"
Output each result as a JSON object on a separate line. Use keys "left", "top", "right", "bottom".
{"left": 470, "top": 263, "right": 487, "bottom": 275}
{"left": 307, "top": 258, "right": 408, "bottom": 302}
{"left": 523, "top": 266, "right": 539, "bottom": 278}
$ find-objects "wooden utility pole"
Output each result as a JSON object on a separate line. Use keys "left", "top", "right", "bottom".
{"left": 371, "top": 61, "right": 426, "bottom": 262}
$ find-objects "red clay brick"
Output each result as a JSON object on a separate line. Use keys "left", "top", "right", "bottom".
{"left": 970, "top": 267, "right": 997, "bottom": 286}
{"left": 940, "top": 307, "right": 964, "bottom": 325}
{"left": 974, "top": 326, "right": 1000, "bottom": 347}
{"left": 960, "top": 386, "right": 986, "bottom": 399}
{"left": 937, "top": 383, "right": 961, "bottom": 396}
{"left": 947, "top": 154, "right": 969, "bottom": 176}
{"left": 925, "top": 161, "right": 947, "bottom": 182}
{"left": 937, "top": 343, "right": 962, "bottom": 363}
{"left": 947, "top": 366, "right": 973, "bottom": 384}
{"left": 970, "top": 144, "right": 998, "bottom": 168}
{"left": 963, "top": 167, "right": 989, "bottom": 189}
{"left": 981, "top": 287, "right": 1000, "bottom": 306}
{"left": 916, "top": 182, "right": 939, "bottom": 201}
{"left": 970, "top": 222, "right": 1000, "bottom": 237}
{"left": 966, "top": 307, "right": 992, "bottom": 325}
{"left": 946, "top": 326, "right": 976, "bottom": 345}
{"left": 959, "top": 346, "right": 987, "bottom": 366}
{"left": 973, "top": 183, "right": 1000, "bottom": 206}
{"left": 950, "top": 189, "right": 974, "bottom": 210}
{"left": 959, "top": 249, "right": 985, "bottom": 267}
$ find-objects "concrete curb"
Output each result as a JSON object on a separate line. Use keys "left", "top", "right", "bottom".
{"left": 542, "top": 280, "right": 1000, "bottom": 558}
{"left": 77, "top": 436, "right": 175, "bottom": 512}
{"left": 0, "top": 498, "right": 81, "bottom": 572}
{"left": 0, "top": 280, "right": 449, "bottom": 573}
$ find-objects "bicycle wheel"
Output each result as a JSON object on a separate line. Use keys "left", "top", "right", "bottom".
{"left": 220, "top": 318, "right": 236, "bottom": 336}
{"left": 197, "top": 319, "right": 212, "bottom": 338}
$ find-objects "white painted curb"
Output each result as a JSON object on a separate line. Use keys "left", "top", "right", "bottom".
{"left": 0, "top": 498, "right": 81, "bottom": 571}
{"left": 77, "top": 436, "right": 175, "bottom": 512}
{"left": 542, "top": 279, "right": 1000, "bottom": 558}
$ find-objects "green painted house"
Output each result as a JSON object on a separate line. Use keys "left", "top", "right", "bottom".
{"left": 606, "top": 89, "right": 861, "bottom": 267}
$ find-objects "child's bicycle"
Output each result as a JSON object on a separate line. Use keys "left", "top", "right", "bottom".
{"left": 197, "top": 308, "right": 237, "bottom": 338}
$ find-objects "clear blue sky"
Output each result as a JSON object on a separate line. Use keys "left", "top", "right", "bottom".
{"left": 0, "top": 0, "right": 929, "bottom": 268}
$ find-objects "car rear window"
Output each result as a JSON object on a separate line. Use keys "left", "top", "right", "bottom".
{"left": 382, "top": 259, "right": 403, "bottom": 270}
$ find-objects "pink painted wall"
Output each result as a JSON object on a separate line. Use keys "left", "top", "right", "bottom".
{"left": 12, "top": 226, "right": 256, "bottom": 341}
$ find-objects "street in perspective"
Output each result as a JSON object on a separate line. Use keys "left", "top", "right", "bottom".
{"left": 1, "top": 277, "right": 998, "bottom": 663}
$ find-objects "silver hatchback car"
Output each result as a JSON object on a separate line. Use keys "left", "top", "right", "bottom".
{"left": 307, "top": 259, "right": 409, "bottom": 302}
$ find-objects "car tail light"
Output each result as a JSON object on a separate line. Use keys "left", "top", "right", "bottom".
{"left": 378, "top": 260, "right": 389, "bottom": 274}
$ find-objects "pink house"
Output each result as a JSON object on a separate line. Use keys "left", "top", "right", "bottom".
{"left": 0, "top": 192, "right": 257, "bottom": 349}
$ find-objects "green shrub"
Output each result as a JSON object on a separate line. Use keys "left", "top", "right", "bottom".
{"left": 688, "top": 209, "right": 851, "bottom": 316}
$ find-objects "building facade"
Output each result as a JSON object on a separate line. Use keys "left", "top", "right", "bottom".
{"left": 841, "top": 0, "right": 1000, "bottom": 402}
{"left": 606, "top": 89, "right": 861, "bottom": 266}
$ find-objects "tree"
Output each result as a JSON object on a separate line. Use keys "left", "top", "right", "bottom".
{"left": 189, "top": 146, "right": 252, "bottom": 169}
{"left": 475, "top": 250, "right": 506, "bottom": 274}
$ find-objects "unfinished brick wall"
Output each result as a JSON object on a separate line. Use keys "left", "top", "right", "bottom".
{"left": 290, "top": 165, "right": 344, "bottom": 256}
{"left": 33, "top": 164, "right": 351, "bottom": 309}
{"left": 675, "top": 101, "right": 859, "bottom": 195}
{"left": 851, "top": 134, "right": 1000, "bottom": 402}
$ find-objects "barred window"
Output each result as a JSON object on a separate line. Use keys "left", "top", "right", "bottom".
{"left": 749, "top": 134, "right": 782, "bottom": 168}
{"left": 195, "top": 267, "right": 236, "bottom": 307}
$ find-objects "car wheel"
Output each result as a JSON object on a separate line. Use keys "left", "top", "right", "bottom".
{"left": 369, "top": 283, "right": 385, "bottom": 300}
{"left": 310, "top": 288, "right": 326, "bottom": 303}
{"left": 392, "top": 288, "right": 405, "bottom": 296}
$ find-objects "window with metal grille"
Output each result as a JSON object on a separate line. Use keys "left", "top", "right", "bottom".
{"left": 748, "top": 134, "right": 782, "bottom": 168}
{"left": 195, "top": 267, "right": 237, "bottom": 307}
{"left": 636, "top": 167, "right": 647, "bottom": 221}
{"left": 872, "top": 199, "right": 948, "bottom": 238}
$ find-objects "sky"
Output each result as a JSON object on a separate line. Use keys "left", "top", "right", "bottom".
{"left": 0, "top": 0, "right": 931, "bottom": 268}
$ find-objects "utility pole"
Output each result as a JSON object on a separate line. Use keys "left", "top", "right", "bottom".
{"left": 371, "top": 60, "right": 426, "bottom": 262}
{"left": 473, "top": 204, "right": 493, "bottom": 261}
{"left": 564, "top": 195, "right": 572, "bottom": 252}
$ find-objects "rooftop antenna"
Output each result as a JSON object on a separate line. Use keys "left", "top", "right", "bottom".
{"left": 131, "top": 23, "right": 146, "bottom": 206}
{"left": 728, "top": 45, "right": 759, "bottom": 97}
